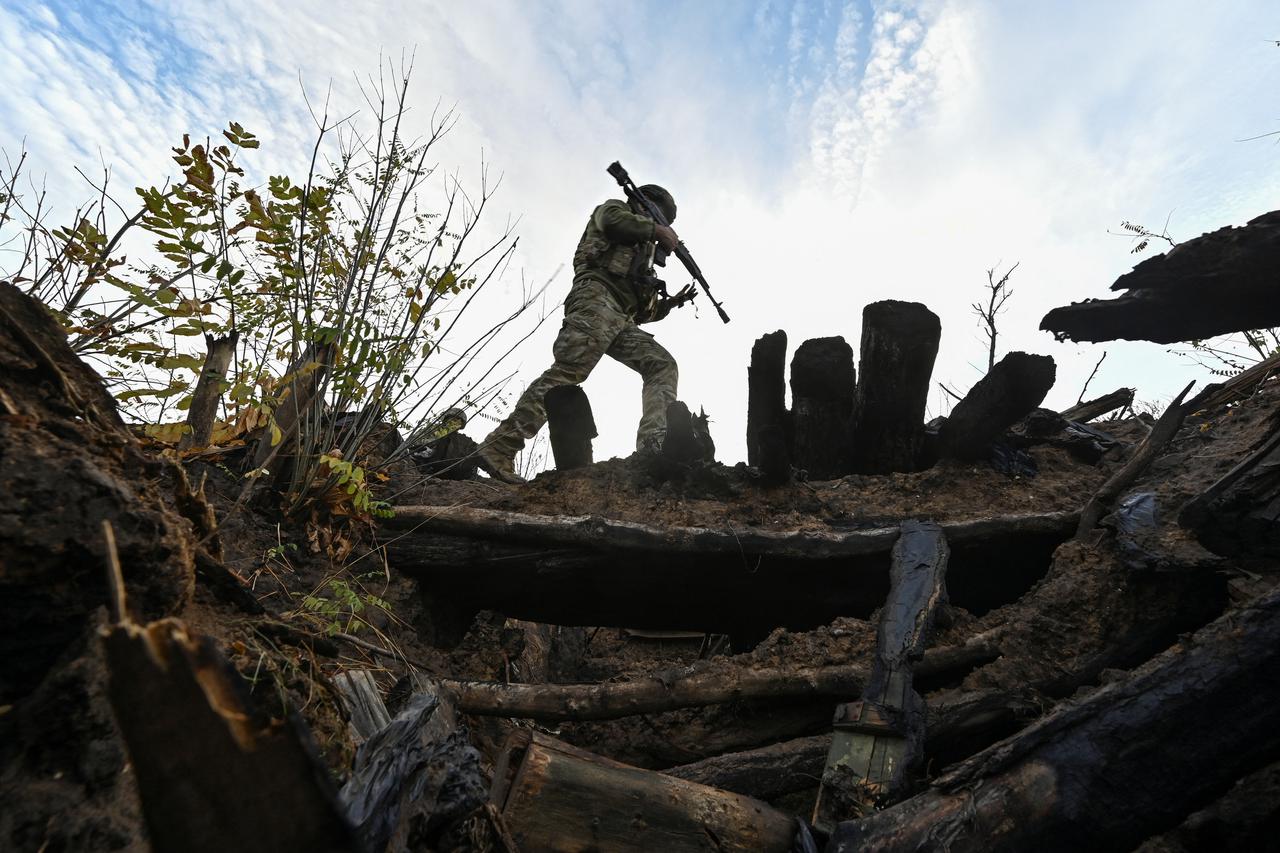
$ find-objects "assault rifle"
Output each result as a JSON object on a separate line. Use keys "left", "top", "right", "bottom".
{"left": 607, "top": 161, "right": 730, "bottom": 324}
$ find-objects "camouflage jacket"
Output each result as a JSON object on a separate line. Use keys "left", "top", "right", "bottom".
{"left": 572, "top": 198, "right": 663, "bottom": 321}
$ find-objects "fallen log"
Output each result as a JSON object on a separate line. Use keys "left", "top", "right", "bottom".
{"left": 790, "top": 336, "right": 855, "bottom": 479}
{"left": 1187, "top": 348, "right": 1280, "bottom": 412}
{"left": 386, "top": 507, "right": 1074, "bottom": 637}
{"left": 1075, "top": 379, "right": 1196, "bottom": 537}
{"left": 938, "top": 352, "right": 1056, "bottom": 460}
{"left": 1040, "top": 210, "right": 1280, "bottom": 343}
{"left": 1059, "top": 387, "right": 1134, "bottom": 423}
{"left": 1134, "top": 757, "right": 1280, "bottom": 852}
{"left": 439, "top": 638, "right": 995, "bottom": 722}
{"left": 388, "top": 504, "right": 1075, "bottom": 560}
{"left": 1179, "top": 411, "right": 1280, "bottom": 557}
{"left": 827, "top": 583, "right": 1280, "bottom": 852}
{"left": 747, "top": 330, "right": 789, "bottom": 467}
{"left": 665, "top": 688, "right": 1035, "bottom": 802}
{"left": 545, "top": 384, "right": 596, "bottom": 470}
{"left": 849, "top": 301, "right": 940, "bottom": 474}
{"left": 491, "top": 730, "right": 797, "bottom": 852}
{"left": 814, "top": 521, "right": 949, "bottom": 826}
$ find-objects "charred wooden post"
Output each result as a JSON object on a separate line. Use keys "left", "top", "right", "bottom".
{"left": 814, "top": 520, "right": 950, "bottom": 829}
{"left": 747, "top": 330, "right": 789, "bottom": 467}
{"left": 662, "top": 400, "right": 716, "bottom": 465}
{"left": 790, "top": 336, "right": 855, "bottom": 479}
{"left": 1075, "top": 380, "right": 1196, "bottom": 537}
{"left": 179, "top": 331, "right": 238, "bottom": 450}
{"left": 827, "top": 583, "right": 1280, "bottom": 852}
{"left": 491, "top": 730, "right": 797, "bottom": 852}
{"left": 849, "top": 301, "right": 941, "bottom": 474}
{"left": 757, "top": 423, "right": 792, "bottom": 485}
{"left": 1180, "top": 414, "right": 1280, "bottom": 557}
{"left": 545, "top": 384, "right": 596, "bottom": 470}
{"left": 1060, "top": 387, "right": 1134, "bottom": 423}
{"left": 938, "top": 352, "right": 1056, "bottom": 460}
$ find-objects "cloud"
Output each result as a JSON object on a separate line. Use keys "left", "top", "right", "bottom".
{"left": 3, "top": 0, "right": 1280, "bottom": 465}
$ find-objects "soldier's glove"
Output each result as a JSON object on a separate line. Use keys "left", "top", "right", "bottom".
{"left": 671, "top": 283, "right": 697, "bottom": 307}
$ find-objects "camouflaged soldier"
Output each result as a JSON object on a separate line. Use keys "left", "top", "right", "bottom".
{"left": 477, "top": 185, "right": 695, "bottom": 483}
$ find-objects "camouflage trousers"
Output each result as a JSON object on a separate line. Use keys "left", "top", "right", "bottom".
{"left": 484, "top": 278, "right": 678, "bottom": 456}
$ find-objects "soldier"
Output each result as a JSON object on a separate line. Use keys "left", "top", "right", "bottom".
{"left": 477, "top": 185, "right": 695, "bottom": 483}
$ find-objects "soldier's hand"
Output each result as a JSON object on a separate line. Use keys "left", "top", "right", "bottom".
{"left": 654, "top": 223, "right": 679, "bottom": 251}
{"left": 674, "top": 283, "right": 697, "bottom": 305}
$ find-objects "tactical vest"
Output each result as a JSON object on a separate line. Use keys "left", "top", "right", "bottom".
{"left": 573, "top": 210, "right": 659, "bottom": 318}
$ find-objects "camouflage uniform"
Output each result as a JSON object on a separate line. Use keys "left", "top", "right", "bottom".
{"left": 483, "top": 198, "right": 679, "bottom": 461}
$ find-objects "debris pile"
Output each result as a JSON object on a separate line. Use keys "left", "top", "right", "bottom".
{"left": 3, "top": 203, "right": 1280, "bottom": 853}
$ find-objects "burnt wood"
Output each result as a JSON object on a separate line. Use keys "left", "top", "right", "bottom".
{"left": 939, "top": 352, "right": 1056, "bottom": 460}
{"left": 747, "top": 330, "right": 789, "bottom": 467}
{"left": 849, "top": 301, "right": 941, "bottom": 473}
{"left": 545, "top": 384, "right": 596, "bottom": 470}
{"left": 1040, "top": 210, "right": 1280, "bottom": 343}
{"left": 1059, "top": 387, "right": 1134, "bottom": 423}
{"left": 1180, "top": 412, "right": 1280, "bottom": 557}
{"left": 827, "top": 584, "right": 1280, "bottom": 852}
{"left": 790, "top": 336, "right": 855, "bottom": 479}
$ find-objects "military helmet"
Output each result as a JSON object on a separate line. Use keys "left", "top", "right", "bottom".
{"left": 638, "top": 184, "right": 677, "bottom": 223}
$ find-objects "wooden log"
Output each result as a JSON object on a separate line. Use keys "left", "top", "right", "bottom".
{"left": 1179, "top": 413, "right": 1280, "bottom": 557}
{"left": 747, "top": 330, "right": 789, "bottom": 467}
{"left": 827, "top": 583, "right": 1280, "bottom": 852}
{"left": 1187, "top": 349, "right": 1280, "bottom": 412}
{"left": 849, "top": 301, "right": 941, "bottom": 474}
{"left": 1040, "top": 210, "right": 1280, "bottom": 344}
{"left": 815, "top": 521, "right": 949, "bottom": 826}
{"left": 1134, "top": 758, "right": 1280, "bottom": 852}
{"left": 179, "top": 331, "right": 238, "bottom": 450}
{"left": 387, "top": 504, "right": 1075, "bottom": 560}
{"left": 664, "top": 688, "right": 1034, "bottom": 802}
{"left": 939, "top": 352, "right": 1056, "bottom": 460}
{"left": 789, "top": 336, "right": 855, "bottom": 479}
{"left": 1059, "top": 387, "right": 1134, "bottom": 423}
{"left": 545, "top": 384, "right": 595, "bottom": 470}
{"left": 1075, "top": 380, "right": 1196, "bottom": 537}
{"left": 101, "top": 618, "right": 358, "bottom": 853}
{"left": 437, "top": 638, "right": 991, "bottom": 722}
{"left": 386, "top": 506, "right": 1072, "bottom": 638}
{"left": 490, "top": 730, "right": 797, "bottom": 852}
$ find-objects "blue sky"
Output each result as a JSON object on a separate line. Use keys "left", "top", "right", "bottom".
{"left": 3, "top": 1, "right": 1280, "bottom": 462}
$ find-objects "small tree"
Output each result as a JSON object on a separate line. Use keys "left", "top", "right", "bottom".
{"left": 972, "top": 261, "right": 1018, "bottom": 373}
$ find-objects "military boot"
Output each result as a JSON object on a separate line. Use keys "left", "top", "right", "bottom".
{"left": 476, "top": 435, "right": 526, "bottom": 484}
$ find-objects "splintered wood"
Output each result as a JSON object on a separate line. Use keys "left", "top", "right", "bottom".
{"left": 813, "top": 520, "right": 950, "bottom": 830}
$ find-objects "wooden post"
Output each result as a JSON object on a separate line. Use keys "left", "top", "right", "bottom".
{"left": 545, "top": 384, "right": 596, "bottom": 470}
{"left": 747, "top": 331, "right": 789, "bottom": 467}
{"left": 179, "top": 331, "right": 239, "bottom": 450}
{"left": 814, "top": 520, "right": 950, "bottom": 829}
{"left": 849, "top": 302, "right": 941, "bottom": 474}
{"left": 248, "top": 341, "right": 336, "bottom": 474}
{"left": 790, "top": 336, "right": 855, "bottom": 479}
{"left": 1060, "top": 387, "right": 1134, "bottom": 423}
{"left": 491, "top": 730, "right": 797, "bottom": 852}
{"left": 938, "top": 352, "right": 1056, "bottom": 460}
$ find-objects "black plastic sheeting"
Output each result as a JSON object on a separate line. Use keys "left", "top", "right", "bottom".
{"left": 338, "top": 694, "right": 486, "bottom": 853}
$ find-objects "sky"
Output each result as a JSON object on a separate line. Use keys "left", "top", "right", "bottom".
{"left": 2, "top": 0, "right": 1279, "bottom": 464}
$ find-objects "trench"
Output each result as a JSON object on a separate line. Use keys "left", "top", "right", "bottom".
{"left": 401, "top": 526, "right": 1068, "bottom": 648}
